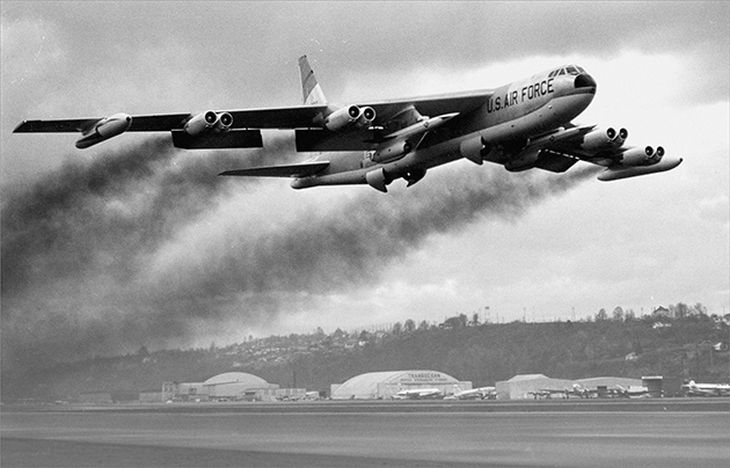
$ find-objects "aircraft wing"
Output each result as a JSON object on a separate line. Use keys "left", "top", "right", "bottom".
{"left": 219, "top": 161, "right": 329, "bottom": 178}
{"left": 14, "top": 118, "right": 104, "bottom": 133}
{"left": 14, "top": 106, "right": 330, "bottom": 133}
{"left": 14, "top": 90, "right": 491, "bottom": 150}
{"left": 518, "top": 125, "right": 683, "bottom": 180}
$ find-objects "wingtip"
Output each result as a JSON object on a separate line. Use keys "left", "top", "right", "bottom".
{"left": 13, "top": 120, "right": 29, "bottom": 133}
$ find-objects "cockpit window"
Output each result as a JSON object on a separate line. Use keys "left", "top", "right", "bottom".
{"left": 548, "top": 70, "right": 557, "bottom": 77}
{"left": 566, "top": 66, "right": 579, "bottom": 75}
{"left": 576, "top": 66, "right": 586, "bottom": 73}
{"left": 558, "top": 68, "right": 565, "bottom": 75}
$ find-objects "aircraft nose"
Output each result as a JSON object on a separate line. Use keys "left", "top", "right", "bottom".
{"left": 574, "top": 73, "right": 596, "bottom": 90}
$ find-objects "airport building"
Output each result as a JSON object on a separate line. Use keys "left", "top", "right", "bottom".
{"left": 495, "top": 374, "right": 643, "bottom": 399}
{"left": 163, "top": 371, "right": 306, "bottom": 402}
{"left": 331, "top": 370, "right": 472, "bottom": 399}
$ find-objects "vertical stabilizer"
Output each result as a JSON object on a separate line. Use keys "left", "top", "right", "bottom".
{"left": 298, "top": 55, "right": 327, "bottom": 105}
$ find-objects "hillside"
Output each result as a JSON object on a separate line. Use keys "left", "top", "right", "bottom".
{"left": 4, "top": 311, "right": 729, "bottom": 401}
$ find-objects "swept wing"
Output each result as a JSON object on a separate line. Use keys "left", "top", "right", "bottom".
{"left": 507, "top": 125, "right": 682, "bottom": 180}
{"left": 14, "top": 90, "right": 490, "bottom": 151}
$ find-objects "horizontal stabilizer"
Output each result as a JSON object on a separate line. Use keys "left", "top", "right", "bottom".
{"left": 219, "top": 161, "right": 329, "bottom": 178}
{"left": 172, "top": 129, "right": 263, "bottom": 149}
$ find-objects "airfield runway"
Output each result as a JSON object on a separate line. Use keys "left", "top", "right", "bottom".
{"left": 2, "top": 399, "right": 729, "bottom": 467}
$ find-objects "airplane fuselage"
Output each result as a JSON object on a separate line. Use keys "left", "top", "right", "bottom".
{"left": 291, "top": 66, "right": 596, "bottom": 190}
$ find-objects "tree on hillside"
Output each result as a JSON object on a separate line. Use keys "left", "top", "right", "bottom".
{"left": 596, "top": 308, "right": 608, "bottom": 321}
{"left": 670, "top": 303, "right": 690, "bottom": 319}
{"left": 392, "top": 322, "right": 403, "bottom": 335}
{"left": 612, "top": 306, "right": 624, "bottom": 322}
{"left": 442, "top": 314, "right": 468, "bottom": 329}
{"left": 691, "top": 303, "right": 708, "bottom": 317}
{"left": 418, "top": 320, "right": 429, "bottom": 331}
{"left": 471, "top": 313, "right": 481, "bottom": 326}
{"left": 403, "top": 319, "right": 416, "bottom": 333}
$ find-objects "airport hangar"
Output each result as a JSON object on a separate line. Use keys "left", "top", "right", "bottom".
{"left": 495, "top": 374, "right": 645, "bottom": 399}
{"left": 331, "top": 370, "right": 472, "bottom": 399}
{"left": 162, "top": 372, "right": 306, "bottom": 402}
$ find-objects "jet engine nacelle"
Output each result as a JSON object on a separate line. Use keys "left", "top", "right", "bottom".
{"left": 620, "top": 145, "right": 663, "bottom": 167}
{"left": 75, "top": 113, "right": 132, "bottom": 149}
{"left": 372, "top": 140, "right": 411, "bottom": 163}
{"left": 357, "top": 106, "right": 376, "bottom": 127}
{"left": 581, "top": 127, "right": 627, "bottom": 151}
{"left": 184, "top": 111, "right": 233, "bottom": 136}
{"left": 324, "top": 105, "right": 362, "bottom": 131}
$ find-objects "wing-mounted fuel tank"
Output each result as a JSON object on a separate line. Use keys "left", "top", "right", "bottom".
{"left": 598, "top": 145, "right": 682, "bottom": 181}
{"left": 75, "top": 113, "right": 132, "bottom": 148}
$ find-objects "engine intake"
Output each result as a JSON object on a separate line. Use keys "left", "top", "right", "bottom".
{"left": 324, "top": 105, "right": 362, "bottom": 131}
{"left": 620, "top": 145, "right": 662, "bottom": 167}
{"left": 357, "top": 106, "right": 376, "bottom": 127}
{"left": 581, "top": 127, "right": 625, "bottom": 151}
{"left": 215, "top": 112, "right": 233, "bottom": 132}
{"left": 184, "top": 111, "right": 232, "bottom": 136}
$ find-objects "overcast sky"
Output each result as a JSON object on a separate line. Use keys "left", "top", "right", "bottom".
{"left": 1, "top": 1, "right": 728, "bottom": 365}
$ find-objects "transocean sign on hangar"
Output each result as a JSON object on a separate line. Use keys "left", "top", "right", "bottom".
{"left": 331, "top": 370, "right": 472, "bottom": 399}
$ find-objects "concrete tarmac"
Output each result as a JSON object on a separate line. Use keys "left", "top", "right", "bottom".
{"left": 3, "top": 399, "right": 729, "bottom": 467}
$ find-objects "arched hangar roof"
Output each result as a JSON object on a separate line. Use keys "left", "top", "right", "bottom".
{"left": 333, "top": 370, "right": 459, "bottom": 399}
{"left": 203, "top": 372, "right": 268, "bottom": 387}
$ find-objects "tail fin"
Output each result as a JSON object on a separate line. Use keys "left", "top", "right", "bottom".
{"left": 298, "top": 55, "right": 327, "bottom": 105}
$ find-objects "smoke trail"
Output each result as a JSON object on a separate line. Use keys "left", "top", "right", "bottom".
{"left": 1, "top": 134, "right": 294, "bottom": 298}
{"left": 1, "top": 134, "right": 597, "bottom": 392}
{"left": 1, "top": 134, "right": 296, "bottom": 376}
{"left": 141, "top": 164, "right": 600, "bottom": 303}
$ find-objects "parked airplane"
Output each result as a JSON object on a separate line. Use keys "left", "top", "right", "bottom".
{"left": 447, "top": 386, "right": 497, "bottom": 400}
{"left": 393, "top": 388, "right": 443, "bottom": 400}
{"left": 612, "top": 384, "right": 650, "bottom": 398}
{"left": 14, "top": 56, "right": 682, "bottom": 192}
{"left": 682, "top": 380, "right": 730, "bottom": 397}
{"left": 531, "top": 384, "right": 595, "bottom": 399}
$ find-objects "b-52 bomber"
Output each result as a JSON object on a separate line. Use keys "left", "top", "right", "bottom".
{"left": 14, "top": 56, "right": 682, "bottom": 192}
